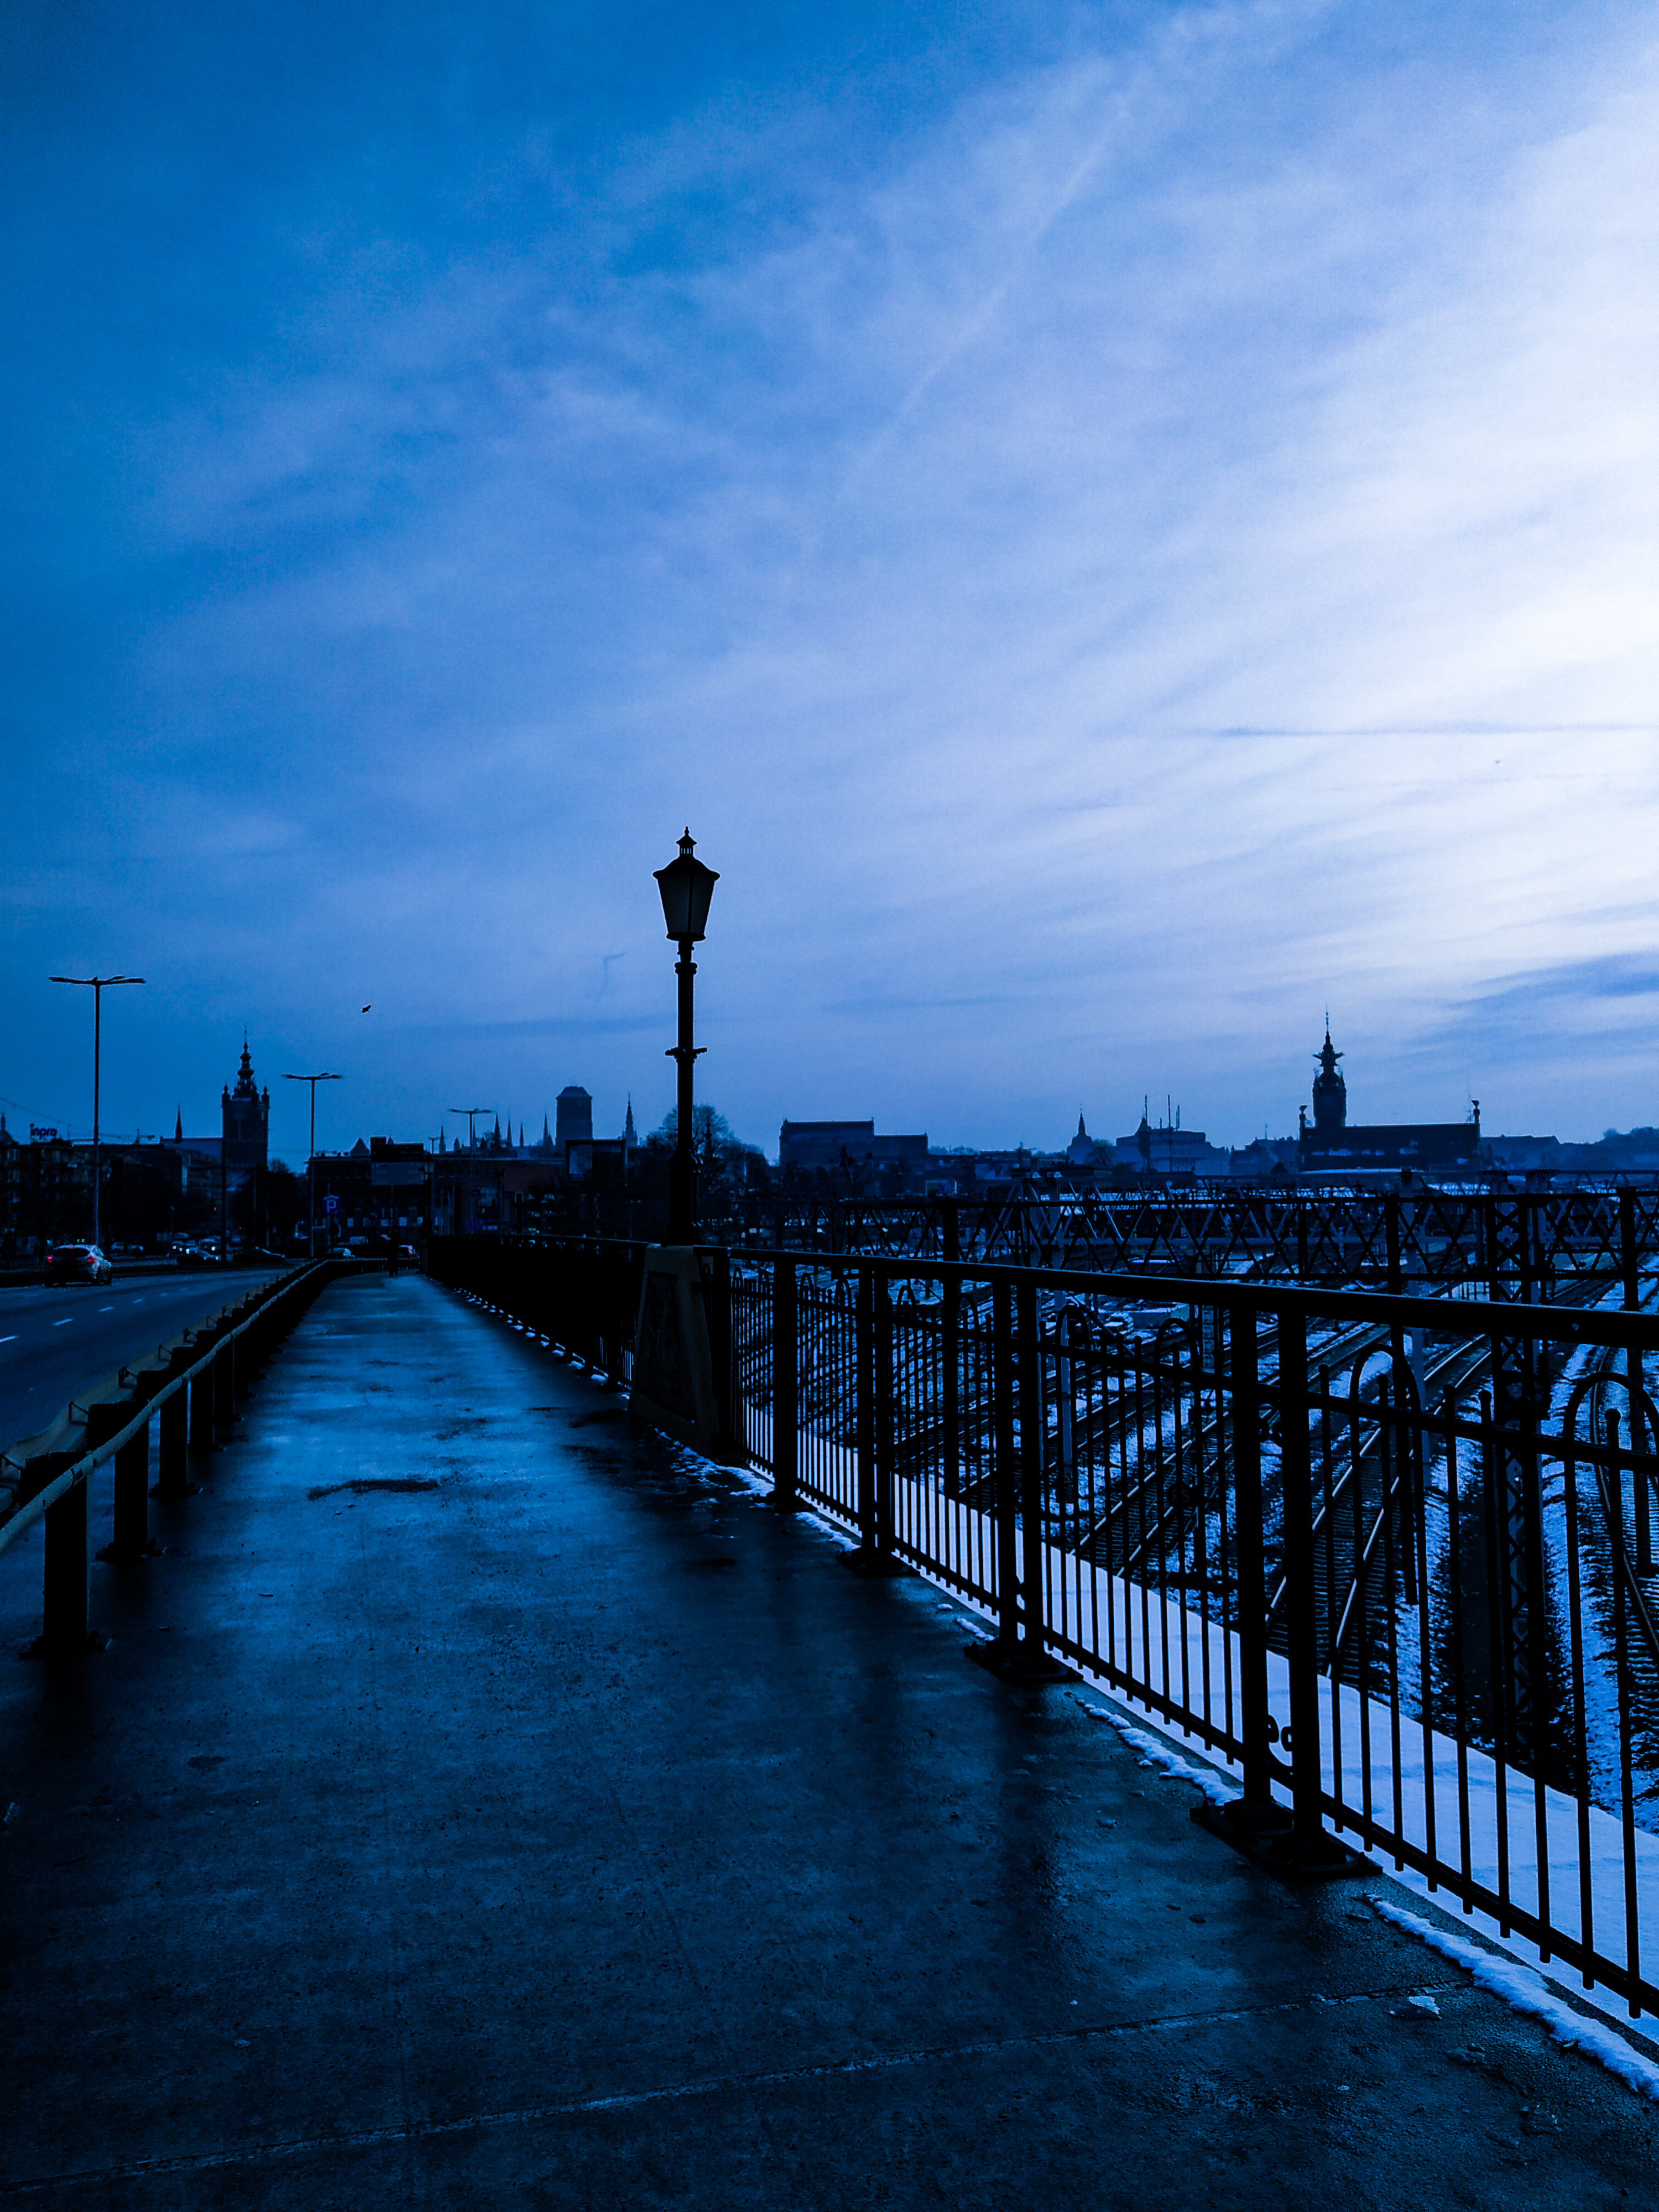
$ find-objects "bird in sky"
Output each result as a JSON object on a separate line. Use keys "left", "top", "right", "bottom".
{"left": 361, "top": 1004, "right": 372, "bottom": 1013}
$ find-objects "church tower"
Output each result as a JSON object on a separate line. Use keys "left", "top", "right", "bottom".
{"left": 222, "top": 1038, "right": 270, "bottom": 1173}
{"left": 1312, "top": 1025, "right": 1347, "bottom": 1134}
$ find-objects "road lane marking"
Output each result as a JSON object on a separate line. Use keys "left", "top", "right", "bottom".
{"left": 0, "top": 1335, "right": 15, "bottom": 1344}
{"left": 53, "top": 1318, "right": 71, "bottom": 1327}
{"left": 98, "top": 1305, "right": 114, "bottom": 1312}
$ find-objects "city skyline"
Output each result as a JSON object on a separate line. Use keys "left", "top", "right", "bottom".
{"left": 3, "top": 1009, "right": 1633, "bottom": 1177}
{"left": 4, "top": 4, "right": 1656, "bottom": 1162}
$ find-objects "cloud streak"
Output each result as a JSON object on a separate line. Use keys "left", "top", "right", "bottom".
{"left": 3, "top": 2, "right": 1656, "bottom": 1154}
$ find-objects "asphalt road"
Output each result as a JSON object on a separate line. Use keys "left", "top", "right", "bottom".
{"left": 0, "top": 1269, "right": 286, "bottom": 1450}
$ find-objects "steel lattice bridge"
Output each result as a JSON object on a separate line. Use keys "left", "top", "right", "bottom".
{"left": 527, "top": 1178, "right": 1659, "bottom": 1300}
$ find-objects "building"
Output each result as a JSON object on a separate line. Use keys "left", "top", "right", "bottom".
{"left": 778, "top": 1120, "right": 930, "bottom": 1190}
{"left": 0, "top": 1120, "right": 80, "bottom": 1259}
{"left": 1297, "top": 1026, "right": 1482, "bottom": 1181}
{"left": 1110, "top": 1111, "right": 1230, "bottom": 1180}
{"left": 556, "top": 1087, "right": 593, "bottom": 1151}
{"left": 313, "top": 1139, "right": 433, "bottom": 1244}
{"left": 222, "top": 1040, "right": 270, "bottom": 1176}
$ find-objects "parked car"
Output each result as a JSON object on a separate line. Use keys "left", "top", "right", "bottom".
{"left": 45, "top": 1243, "right": 113, "bottom": 1286}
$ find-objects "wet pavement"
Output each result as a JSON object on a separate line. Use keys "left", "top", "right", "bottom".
{"left": 1, "top": 1271, "right": 1655, "bottom": 2209}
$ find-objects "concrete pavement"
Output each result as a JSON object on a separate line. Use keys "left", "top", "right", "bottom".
{"left": 0, "top": 1270, "right": 1655, "bottom": 2208}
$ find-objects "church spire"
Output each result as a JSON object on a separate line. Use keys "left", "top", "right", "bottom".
{"left": 1312, "top": 1020, "right": 1347, "bottom": 1133}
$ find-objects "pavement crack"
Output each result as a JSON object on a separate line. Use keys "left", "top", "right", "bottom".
{"left": 0, "top": 1980, "right": 1461, "bottom": 2197}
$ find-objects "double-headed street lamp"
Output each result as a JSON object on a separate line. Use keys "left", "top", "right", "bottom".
{"left": 281, "top": 1072, "right": 342, "bottom": 1256}
{"left": 49, "top": 972, "right": 144, "bottom": 1250}
{"left": 654, "top": 829, "right": 718, "bottom": 1245}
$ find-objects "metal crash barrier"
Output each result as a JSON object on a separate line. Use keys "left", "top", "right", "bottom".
{"left": 0, "top": 1260, "right": 349, "bottom": 1655}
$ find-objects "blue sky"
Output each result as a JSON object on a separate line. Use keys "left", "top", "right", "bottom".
{"left": 3, "top": 1, "right": 1656, "bottom": 1162}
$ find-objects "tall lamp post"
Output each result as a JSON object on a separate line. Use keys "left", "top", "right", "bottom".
{"left": 281, "top": 1072, "right": 342, "bottom": 1257}
{"left": 49, "top": 973, "right": 144, "bottom": 1250}
{"left": 654, "top": 829, "right": 719, "bottom": 1244}
{"left": 450, "top": 1108, "right": 491, "bottom": 1234}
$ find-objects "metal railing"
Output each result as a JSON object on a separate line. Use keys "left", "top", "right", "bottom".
{"left": 0, "top": 1260, "right": 343, "bottom": 1653}
{"left": 432, "top": 1232, "right": 1659, "bottom": 2021}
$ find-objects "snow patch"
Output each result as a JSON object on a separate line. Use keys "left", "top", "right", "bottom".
{"left": 1370, "top": 1896, "right": 1659, "bottom": 2101}
{"left": 1079, "top": 1697, "right": 1240, "bottom": 1808}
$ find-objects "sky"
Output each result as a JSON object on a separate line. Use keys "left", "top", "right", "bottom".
{"left": 3, "top": 0, "right": 1656, "bottom": 1165}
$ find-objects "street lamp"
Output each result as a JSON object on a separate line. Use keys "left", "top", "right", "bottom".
{"left": 49, "top": 973, "right": 144, "bottom": 1250}
{"left": 654, "top": 828, "right": 718, "bottom": 1244}
{"left": 450, "top": 1108, "right": 491, "bottom": 1234}
{"left": 280, "top": 1072, "right": 342, "bottom": 1256}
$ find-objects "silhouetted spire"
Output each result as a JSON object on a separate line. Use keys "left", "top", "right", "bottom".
{"left": 1312, "top": 1023, "right": 1347, "bottom": 1133}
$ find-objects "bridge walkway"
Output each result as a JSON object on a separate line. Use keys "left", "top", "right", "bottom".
{"left": 0, "top": 1271, "right": 1652, "bottom": 2208}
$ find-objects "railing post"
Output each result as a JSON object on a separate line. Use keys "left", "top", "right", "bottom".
{"left": 855, "top": 1265, "right": 876, "bottom": 1552}
{"left": 1270, "top": 1304, "right": 1352, "bottom": 1869}
{"left": 212, "top": 1336, "right": 234, "bottom": 1437}
{"left": 111, "top": 1417, "right": 153, "bottom": 1558}
{"left": 993, "top": 1277, "right": 1020, "bottom": 1650}
{"left": 847, "top": 1265, "right": 905, "bottom": 1576}
{"left": 772, "top": 1257, "right": 800, "bottom": 1510}
{"left": 1197, "top": 1302, "right": 1287, "bottom": 1839}
{"left": 40, "top": 1480, "right": 92, "bottom": 1653}
{"left": 1621, "top": 1188, "right": 1639, "bottom": 1312}
{"left": 875, "top": 1272, "right": 896, "bottom": 1557}
{"left": 1016, "top": 1275, "right": 1053, "bottom": 1665}
{"left": 158, "top": 1374, "right": 189, "bottom": 1497}
{"left": 188, "top": 1340, "right": 215, "bottom": 1457}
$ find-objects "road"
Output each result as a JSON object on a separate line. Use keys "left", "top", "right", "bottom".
{"left": 0, "top": 1269, "right": 286, "bottom": 1450}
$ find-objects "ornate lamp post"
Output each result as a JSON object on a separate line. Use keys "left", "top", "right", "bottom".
{"left": 281, "top": 1072, "right": 342, "bottom": 1257}
{"left": 49, "top": 972, "right": 144, "bottom": 1250}
{"left": 654, "top": 829, "right": 718, "bottom": 1244}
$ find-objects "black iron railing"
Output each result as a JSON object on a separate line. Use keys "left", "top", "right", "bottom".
{"left": 429, "top": 1232, "right": 1659, "bottom": 2020}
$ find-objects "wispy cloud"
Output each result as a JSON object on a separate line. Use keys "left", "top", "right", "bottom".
{"left": 7, "top": 2, "right": 1657, "bottom": 1150}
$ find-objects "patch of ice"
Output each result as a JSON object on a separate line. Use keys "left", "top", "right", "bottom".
{"left": 1370, "top": 1896, "right": 1659, "bottom": 2101}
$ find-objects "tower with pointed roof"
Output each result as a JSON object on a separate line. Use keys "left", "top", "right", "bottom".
{"left": 222, "top": 1037, "right": 270, "bottom": 1175}
{"left": 1312, "top": 1024, "right": 1347, "bottom": 1134}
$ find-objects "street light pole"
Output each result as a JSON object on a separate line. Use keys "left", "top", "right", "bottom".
{"left": 653, "top": 830, "right": 718, "bottom": 1245}
{"left": 450, "top": 1108, "right": 491, "bottom": 1234}
{"left": 49, "top": 973, "right": 144, "bottom": 1250}
{"left": 281, "top": 1073, "right": 342, "bottom": 1257}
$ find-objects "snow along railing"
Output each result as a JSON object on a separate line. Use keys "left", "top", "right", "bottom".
{"left": 0, "top": 1259, "right": 345, "bottom": 1653}
{"left": 429, "top": 1233, "right": 1659, "bottom": 2023}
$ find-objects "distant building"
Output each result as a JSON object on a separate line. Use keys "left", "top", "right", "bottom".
{"left": 778, "top": 1120, "right": 930, "bottom": 1186}
{"left": 314, "top": 1138, "right": 432, "bottom": 1243}
{"left": 1485, "top": 1134, "right": 1566, "bottom": 1173}
{"left": 1112, "top": 1113, "right": 1229, "bottom": 1180}
{"left": 1297, "top": 1026, "right": 1482, "bottom": 1181}
{"left": 1311, "top": 1026, "right": 1347, "bottom": 1133}
{"left": 556, "top": 1087, "right": 593, "bottom": 1151}
{"left": 222, "top": 1039, "right": 270, "bottom": 1176}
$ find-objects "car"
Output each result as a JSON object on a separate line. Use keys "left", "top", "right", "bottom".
{"left": 45, "top": 1243, "right": 114, "bottom": 1286}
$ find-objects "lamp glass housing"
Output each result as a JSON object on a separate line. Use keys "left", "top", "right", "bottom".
{"left": 654, "top": 831, "right": 719, "bottom": 941}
